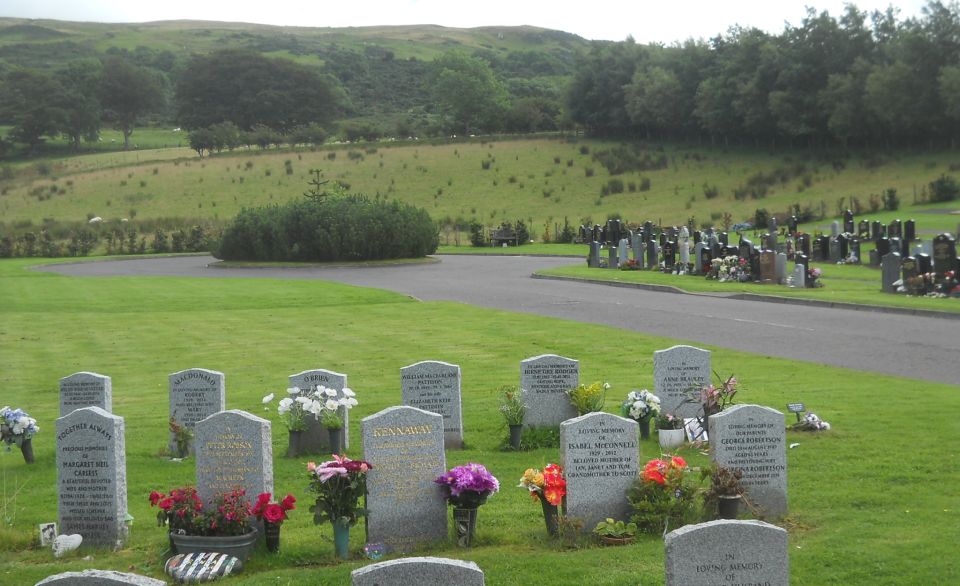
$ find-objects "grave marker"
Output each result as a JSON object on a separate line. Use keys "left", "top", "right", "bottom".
{"left": 37, "top": 570, "right": 166, "bottom": 586}
{"left": 194, "top": 410, "right": 273, "bottom": 509}
{"left": 59, "top": 372, "right": 112, "bottom": 416}
{"left": 881, "top": 252, "right": 901, "bottom": 293}
{"left": 352, "top": 557, "right": 484, "bottom": 586}
{"left": 664, "top": 520, "right": 788, "bottom": 586}
{"left": 401, "top": 361, "right": 463, "bottom": 449}
{"left": 654, "top": 345, "right": 711, "bottom": 418}
{"left": 168, "top": 368, "right": 225, "bottom": 454}
{"left": 520, "top": 354, "right": 579, "bottom": 427}
{"left": 289, "top": 369, "right": 349, "bottom": 452}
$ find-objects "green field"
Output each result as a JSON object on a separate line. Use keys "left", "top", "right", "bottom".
{"left": 1, "top": 257, "right": 958, "bottom": 584}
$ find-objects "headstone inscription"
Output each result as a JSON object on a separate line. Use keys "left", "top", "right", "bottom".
{"left": 664, "top": 520, "right": 789, "bottom": 586}
{"left": 654, "top": 345, "right": 711, "bottom": 418}
{"left": 288, "top": 369, "right": 349, "bottom": 452}
{"left": 194, "top": 410, "right": 273, "bottom": 510}
{"left": 520, "top": 354, "right": 579, "bottom": 427}
{"left": 362, "top": 407, "right": 447, "bottom": 553}
{"left": 560, "top": 412, "right": 639, "bottom": 530}
{"left": 881, "top": 252, "right": 901, "bottom": 293}
{"left": 738, "top": 238, "right": 752, "bottom": 261}
{"left": 662, "top": 241, "right": 676, "bottom": 268}
{"left": 401, "top": 361, "right": 463, "bottom": 449}
{"left": 56, "top": 406, "right": 127, "bottom": 548}
{"left": 59, "top": 372, "right": 112, "bottom": 416}
{"left": 351, "top": 557, "right": 485, "bottom": 586}
{"left": 710, "top": 404, "right": 788, "bottom": 517}
{"left": 37, "top": 570, "right": 166, "bottom": 586}
{"left": 168, "top": 368, "right": 225, "bottom": 454}
{"left": 901, "top": 256, "right": 920, "bottom": 295}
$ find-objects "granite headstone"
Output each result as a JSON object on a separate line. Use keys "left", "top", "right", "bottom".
{"left": 36, "top": 570, "right": 166, "bottom": 586}
{"left": 654, "top": 345, "right": 711, "bottom": 418}
{"left": 351, "top": 557, "right": 484, "bottom": 586}
{"left": 194, "top": 410, "right": 273, "bottom": 510}
{"left": 520, "top": 354, "right": 579, "bottom": 427}
{"left": 59, "top": 372, "right": 112, "bottom": 417}
{"left": 664, "top": 519, "right": 788, "bottom": 586}
{"left": 401, "top": 361, "right": 463, "bottom": 449}
{"left": 288, "top": 368, "right": 349, "bottom": 452}
{"left": 168, "top": 368, "right": 225, "bottom": 454}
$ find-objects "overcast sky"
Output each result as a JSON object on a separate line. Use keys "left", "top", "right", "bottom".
{"left": 0, "top": 1, "right": 933, "bottom": 43}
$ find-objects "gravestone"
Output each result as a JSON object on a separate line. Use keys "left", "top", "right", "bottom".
{"left": 843, "top": 209, "right": 854, "bottom": 234}
{"left": 775, "top": 253, "right": 787, "bottom": 284}
{"left": 59, "top": 372, "right": 112, "bottom": 416}
{"left": 520, "top": 354, "right": 579, "bottom": 427}
{"left": 787, "top": 264, "right": 806, "bottom": 288}
{"left": 828, "top": 237, "right": 840, "bottom": 262}
{"left": 194, "top": 410, "right": 273, "bottom": 510}
{"left": 352, "top": 557, "right": 484, "bottom": 586}
{"left": 933, "top": 233, "right": 957, "bottom": 279}
{"left": 631, "top": 233, "right": 642, "bottom": 262}
{"left": 37, "top": 570, "right": 166, "bottom": 586}
{"left": 654, "top": 345, "right": 711, "bottom": 418}
{"left": 849, "top": 237, "right": 861, "bottom": 263}
{"left": 904, "top": 219, "right": 916, "bottom": 242}
{"left": 871, "top": 220, "right": 883, "bottom": 241}
{"left": 646, "top": 241, "right": 659, "bottom": 269}
{"left": 289, "top": 368, "right": 349, "bottom": 452}
{"left": 796, "top": 234, "right": 811, "bottom": 258}
{"left": 881, "top": 252, "right": 901, "bottom": 293}
{"left": 794, "top": 253, "right": 808, "bottom": 271}
{"left": 560, "top": 412, "right": 639, "bottom": 530}
{"left": 710, "top": 404, "right": 787, "bottom": 517}
{"left": 738, "top": 238, "right": 752, "bottom": 261}
{"left": 718, "top": 232, "right": 728, "bottom": 246}
{"left": 362, "top": 406, "right": 447, "bottom": 553}
{"left": 607, "top": 246, "right": 619, "bottom": 269}
{"left": 858, "top": 219, "right": 870, "bottom": 239}
{"left": 168, "top": 368, "right": 225, "bottom": 454}
{"left": 588, "top": 241, "right": 600, "bottom": 268}
{"left": 876, "top": 237, "right": 891, "bottom": 259}
{"left": 759, "top": 251, "right": 776, "bottom": 283}
{"left": 889, "top": 219, "right": 902, "bottom": 238}
{"left": 917, "top": 252, "right": 932, "bottom": 275}
{"left": 901, "top": 256, "right": 920, "bottom": 295}
{"left": 662, "top": 241, "right": 676, "bottom": 268}
{"left": 694, "top": 242, "right": 708, "bottom": 275}
{"left": 618, "top": 238, "right": 630, "bottom": 266}
{"left": 749, "top": 248, "right": 761, "bottom": 279}
{"left": 679, "top": 227, "right": 690, "bottom": 267}
{"left": 401, "top": 361, "right": 463, "bottom": 449}
{"left": 787, "top": 215, "right": 798, "bottom": 234}
{"left": 664, "top": 520, "right": 788, "bottom": 586}
{"left": 830, "top": 220, "right": 840, "bottom": 237}
{"left": 56, "top": 406, "right": 127, "bottom": 548}
{"left": 837, "top": 234, "right": 849, "bottom": 259}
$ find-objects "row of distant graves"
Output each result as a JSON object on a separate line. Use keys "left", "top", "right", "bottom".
{"left": 46, "top": 343, "right": 791, "bottom": 584}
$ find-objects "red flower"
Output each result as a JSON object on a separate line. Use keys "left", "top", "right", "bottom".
{"left": 157, "top": 497, "right": 174, "bottom": 511}
{"left": 149, "top": 491, "right": 164, "bottom": 506}
{"left": 670, "top": 456, "right": 687, "bottom": 469}
{"left": 263, "top": 503, "right": 285, "bottom": 524}
{"left": 281, "top": 494, "right": 297, "bottom": 511}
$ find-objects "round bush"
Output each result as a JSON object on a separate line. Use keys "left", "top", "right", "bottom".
{"left": 212, "top": 196, "right": 438, "bottom": 262}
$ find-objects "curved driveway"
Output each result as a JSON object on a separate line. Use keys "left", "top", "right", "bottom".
{"left": 39, "top": 255, "right": 960, "bottom": 385}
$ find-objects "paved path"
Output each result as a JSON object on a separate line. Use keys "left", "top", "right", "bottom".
{"left": 39, "top": 255, "right": 960, "bottom": 385}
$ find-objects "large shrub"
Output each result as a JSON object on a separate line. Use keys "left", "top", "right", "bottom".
{"left": 212, "top": 196, "right": 438, "bottom": 262}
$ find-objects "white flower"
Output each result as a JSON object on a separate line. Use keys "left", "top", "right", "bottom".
{"left": 262, "top": 393, "right": 275, "bottom": 404}
{"left": 324, "top": 399, "right": 339, "bottom": 412}
{"left": 278, "top": 397, "right": 293, "bottom": 414}
{"left": 318, "top": 385, "right": 338, "bottom": 398}
{"left": 340, "top": 397, "right": 358, "bottom": 409}
{"left": 287, "top": 387, "right": 301, "bottom": 395}
{"left": 342, "top": 387, "right": 356, "bottom": 398}
{"left": 306, "top": 400, "right": 325, "bottom": 416}
{"left": 602, "top": 382, "right": 611, "bottom": 390}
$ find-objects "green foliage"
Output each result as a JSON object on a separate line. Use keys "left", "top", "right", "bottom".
{"left": 928, "top": 174, "right": 959, "bottom": 203}
{"left": 431, "top": 51, "right": 510, "bottom": 134}
{"left": 592, "top": 144, "right": 668, "bottom": 175}
{"left": 592, "top": 518, "right": 637, "bottom": 538}
{"left": 883, "top": 188, "right": 900, "bottom": 211}
{"left": 754, "top": 208, "right": 769, "bottom": 229}
{"left": 497, "top": 386, "right": 525, "bottom": 426}
{"left": 469, "top": 221, "right": 486, "bottom": 247}
{"left": 628, "top": 462, "right": 700, "bottom": 535}
{"left": 213, "top": 196, "right": 438, "bottom": 262}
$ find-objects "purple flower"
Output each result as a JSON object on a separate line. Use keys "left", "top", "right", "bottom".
{"left": 435, "top": 463, "right": 499, "bottom": 499}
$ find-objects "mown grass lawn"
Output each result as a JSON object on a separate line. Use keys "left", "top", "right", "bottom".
{"left": 0, "top": 258, "right": 957, "bottom": 585}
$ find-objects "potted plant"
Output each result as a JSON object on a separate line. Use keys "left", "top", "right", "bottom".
{"left": 518, "top": 463, "right": 566, "bottom": 536}
{"left": 1, "top": 406, "right": 39, "bottom": 464}
{"left": 250, "top": 492, "right": 296, "bottom": 553}
{"left": 168, "top": 417, "right": 192, "bottom": 459}
{"left": 701, "top": 464, "right": 744, "bottom": 519}
{"left": 315, "top": 385, "right": 358, "bottom": 454}
{"left": 620, "top": 389, "right": 660, "bottom": 440}
{"left": 627, "top": 456, "right": 698, "bottom": 535}
{"left": 307, "top": 455, "right": 372, "bottom": 559}
{"left": 567, "top": 381, "right": 609, "bottom": 416}
{"left": 498, "top": 386, "right": 525, "bottom": 449}
{"left": 435, "top": 463, "right": 500, "bottom": 547}
{"left": 266, "top": 388, "right": 314, "bottom": 458}
{"left": 149, "top": 486, "right": 259, "bottom": 561}
{"left": 592, "top": 518, "right": 638, "bottom": 545}
{"left": 656, "top": 413, "right": 686, "bottom": 450}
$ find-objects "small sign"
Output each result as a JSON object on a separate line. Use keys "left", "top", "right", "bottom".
{"left": 39, "top": 522, "right": 57, "bottom": 546}
{"left": 787, "top": 403, "right": 805, "bottom": 413}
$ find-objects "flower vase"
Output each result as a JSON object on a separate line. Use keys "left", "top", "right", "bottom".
{"left": 658, "top": 428, "right": 686, "bottom": 450}
{"left": 540, "top": 497, "right": 559, "bottom": 536}
{"left": 718, "top": 495, "right": 741, "bottom": 519}
{"left": 264, "top": 522, "right": 281, "bottom": 553}
{"left": 286, "top": 430, "right": 302, "bottom": 458}
{"left": 509, "top": 424, "right": 523, "bottom": 450}
{"left": 452, "top": 507, "right": 478, "bottom": 547}
{"left": 169, "top": 527, "right": 259, "bottom": 561}
{"left": 327, "top": 428, "right": 342, "bottom": 455}
{"left": 20, "top": 438, "right": 35, "bottom": 464}
{"left": 638, "top": 418, "right": 650, "bottom": 440}
{"left": 332, "top": 521, "right": 350, "bottom": 560}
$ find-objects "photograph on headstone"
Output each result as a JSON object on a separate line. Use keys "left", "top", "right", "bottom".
{"left": 519, "top": 354, "right": 579, "bottom": 427}
{"left": 401, "top": 360, "right": 463, "bottom": 449}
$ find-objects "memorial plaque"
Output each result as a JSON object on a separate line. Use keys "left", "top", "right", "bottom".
{"left": 401, "top": 361, "right": 463, "bottom": 449}
{"left": 288, "top": 369, "right": 349, "bottom": 453}
{"left": 56, "top": 406, "right": 127, "bottom": 548}
{"left": 194, "top": 410, "right": 273, "bottom": 509}
{"left": 654, "top": 345, "right": 711, "bottom": 418}
{"left": 60, "top": 372, "right": 112, "bottom": 416}
{"left": 362, "top": 407, "right": 447, "bottom": 553}
{"left": 168, "top": 368, "right": 225, "bottom": 454}
{"left": 710, "top": 404, "right": 787, "bottom": 517}
{"left": 520, "top": 354, "right": 579, "bottom": 427}
{"left": 560, "top": 412, "right": 639, "bottom": 530}
{"left": 665, "top": 520, "right": 788, "bottom": 586}
{"left": 352, "top": 557, "right": 484, "bottom": 586}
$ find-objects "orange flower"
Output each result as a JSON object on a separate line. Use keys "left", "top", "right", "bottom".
{"left": 670, "top": 456, "right": 687, "bottom": 469}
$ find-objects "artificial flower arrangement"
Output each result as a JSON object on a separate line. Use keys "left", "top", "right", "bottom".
{"left": 619, "top": 258, "right": 641, "bottom": 271}
{"left": 627, "top": 456, "right": 699, "bottom": 535}
{"left": 267, "top": 385, "right": 358, "bottom": 430}
{"left": 806, "top": 266, "right": 823, "bottom": 288}
{"left": 435, "top": 463, "right": 500, "bottom": 509}
{"left": 620, "top": 389, "right": 661, "bottom": 423}
{"left": 518, "top": 463, "right": 566, "bottom": 507}
{"left": 150, "top": 486, "right": 254, "bottom": 536}
{"left": 790, "top": 412, "right": 831, "bottom": 431}
{"left": 1, "top": 406, "right": 39, "bottom": 447}
{"left": 655, "top": 413, "right": 684, "bottom": 430}
{"left": 699, "top": 373, "right": 738, "bottom": 420}
{"left": 707, "top": 255, "right": 750, "bottom": 282}
{"left": 567, "top": 381, "right": 609, "bottom": 416}
{"left": 306, "top": 455, "right": 372, "bottom": 527}
{"left": 250, "top": 492, "right": 297, "bottom": 526}
{"left": 497, "top": 386, "right": 525, "bottom": 427}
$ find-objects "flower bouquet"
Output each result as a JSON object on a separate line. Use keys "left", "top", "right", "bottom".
{"left": 250, "top": 492, "right": 296, "bottom": 553}
{"left": 518, "top": 463, "right": 567, "bottom": 535}
{"left": 620, "top": 389, "right": 660, "bottom": 439}
{"left": 307, "top": 455, "right": 372, "bottom": 559}
{"left": 149, "top": 486, "right": 258, "bottom": 560}
{"left": 628, "top": 456, "right": 698, "bottom": 535}
{"left": 315, "top": 385, "right": 358, "bottom": 453}
{"left": 567, "top": 381, "right": 609, "bottom": 416}
{"left": 1, "top": 406, "right": 39, "bottom": 464}
{"left": 498, "top": 386, "right": 525, "bottom": 449}
{"left": 435, "top": 463, "right": 499, "bottom": 546}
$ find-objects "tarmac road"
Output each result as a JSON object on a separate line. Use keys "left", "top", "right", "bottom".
{"left": 38, "top": 254, "right": 960, "bottom": 385}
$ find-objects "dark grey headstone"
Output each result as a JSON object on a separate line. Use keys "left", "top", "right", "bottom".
{"left": 168, "top": 368, "right": 225, "bottom": 453}
{"left": 654, "top": 345, "right": 711, "bottom": 418}
{"left": 560, "top": 412, "right": 639, "bottom": 530}
{"left": 710, "top": 404, "right": 787, "bottom": 517}
{"left": 519, "top": 354, "right": 579, "bottom": 427}
{"left": 881, "top": 252, "right": 901, "bottom": 293}
{"left": 587, "top": 241, "right": 600, "bottom": 268}
{"left": 59, "top": 372, "right": 112, "bottom": 416}
{"left": 401, "top": 360, "right": 463, "bottom": 449}
{"left": 362, "top": 407, "right": 447, "bottom": 553}
{"left": 665, "top": 520, "right": 788, "bottom": 586}
{"left": 288, "top": 369, "right": 349, "bottom": 453}
{"left": 36, "top": 570, "right": 166, "bottom": 586}
{"left": 351, "top": 557, "right": 484, "bottom": 586}
{"left": 56, "top": 406, "right": 127, "bottom": 548}
{"left": 194, "top": 410, "right": 273, "bottom": 509}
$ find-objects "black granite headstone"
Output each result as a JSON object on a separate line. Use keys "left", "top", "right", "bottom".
{"left": 843, "top": 210, "right": 854, "bottom": 234}
{"left": 904, "top": 219, "right": 916, "bottom": 242}
{"left": 933, "top": 233, "right": 957, "bottom": 279}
